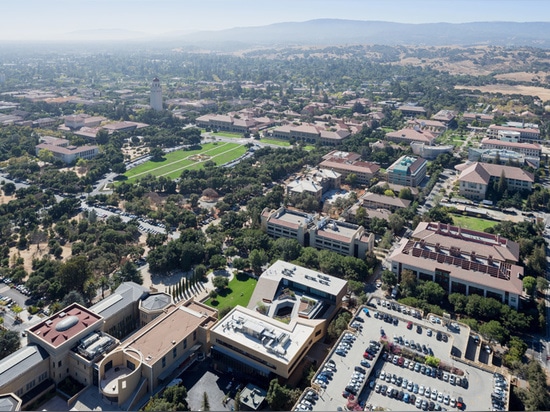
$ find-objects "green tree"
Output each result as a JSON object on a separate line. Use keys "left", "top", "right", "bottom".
{"left": 327, "top": 311, "right": 352, "bottom": 340}
{"left": 0, "top": 330, "right": 21, "bottom": 360}
{"left": 212, "top": 276, "right": 229, "bottom": 290}
{"left": 398, "top": 187, "right": 413, "bottom": 200}
{"left": 345, "top": 173, "right": 358, "bottom": 186}
{"left": 381, "top": 270, "right": 397, "bottom": 290}
{"left": 266, "top": 379, "right": 300, "bottom": 411}
{"left": 249, "top": 249, "right": 268, "bottom": 274}
{"left": 417, "top": 281, "right": 446, "bottom": 305}
{"left": 209, "top": 254, "right": 227, "bottom": 270}
{"left": 479, "top": 320, "right": 508, "bottom": 344}
{"left": 388, "top": 213, "right": 405, "bottom": 234}
{"left": 2, "top": 182, "right": 16, "bottom": 196}
{"left": 536, "top": 276, "right": 549, "bottom": 294}
{"left": 58, "top": 255, "right": 92, "bottom": 297}
{"left": 523, "top": 276, "right": 537, "bottom": 298}
{"left": 399, "top": 269, "right": 417, "bottom": 297}
{"left": 144, "top": 385, "right": 189, "bottom": 411}
{"left": 150, "top": 147, "right": 165, "bottom": 162}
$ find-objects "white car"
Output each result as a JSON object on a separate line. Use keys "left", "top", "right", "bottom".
{"left": 419, "top": 385, "right": 425, "bottom": 396}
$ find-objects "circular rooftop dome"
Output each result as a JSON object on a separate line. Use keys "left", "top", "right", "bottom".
{"left": 56, "top": 315, "right": 79, "bottom": 331}
{"left": 141, "top": 293, "right": 171, "bottom": 311}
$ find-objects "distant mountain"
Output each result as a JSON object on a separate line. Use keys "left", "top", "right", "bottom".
{"left": 172, "top": 19, "right": 550, "bottom": 48}
{"left": 62, "top": 29, "right": 148, "bottom": 41}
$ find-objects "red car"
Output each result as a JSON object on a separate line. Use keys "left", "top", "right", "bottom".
{"left": 407, "top": 321, "right": 413, "bottom": 330}
{"left": 363, "top": 352, "right": 373, "bottom": 360}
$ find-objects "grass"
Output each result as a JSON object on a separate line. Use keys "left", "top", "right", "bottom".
{"left": 204, "top": 272, "right": 258, "bottom": 312}
{"left": 452, "top": 214, "right": 498, "bottom": 231}
{"left": 259, "top": 138, "right": 291, "bottom": 147}
{"left": 123, "top": 142, "right": 247, "bottom": 183}
{"left": 212, "top": 131, "right": 246, "bottom": 138}
{"left": 304, "top": 145, "right": 316, "bottom": 151}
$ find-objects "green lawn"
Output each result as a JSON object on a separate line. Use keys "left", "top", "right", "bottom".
{"left": 452, "top": 214, "right": 498, "bottom": 231}
{"left": 204, "top": 272, "right": 258, "bottom": 312}
{"left": 123, "top": 142, "right": 246, "bottom": 183}
{"left": 259, "top": 138, "right": 291, "bottom": 147}
{"left": 303, "top": 145, "right": 316, "bottom": 151}
{"left": 212, "top": 131, "right": 245, "bottom": 138}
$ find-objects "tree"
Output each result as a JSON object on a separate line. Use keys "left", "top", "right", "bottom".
{"left": 58, "top": 255, "right": 92, "bottom": 297}
{"left": 150, "top": 147, "right": 165, "bottom": 162}
{"left": 523, "top": 276, "right": 537, "bottom": 298}
{"left": 209, "top": 254, "right": 227, "bottom": 270}
{"left": 234, "top": 389, "right": 242, "bottom": 411}
{"left": 194, "top": 264, "right": 207, "bottom": 279}
{"left": 272, "top": 238, "right": 302, "bottom": 261}
{"left": 0, "top": 330, "right": 20, "bottom": 360}
{"left": 266, "top": 379, "right": 300, "bottom": 411}
{"left": 345, "top": 173, "right": 358, "bottom": 186}
{"left": 249, "top": 249, "right": 268, "bottom": 274}
{"left": 11, "top": 305, "right": 23, "bottom": 321}
{"left": 61, "top": 291, "right": 86, "bottom": 308}
{"left": 144, "top": 385, "right": 189, "bottom": 411}
{"left": 388, "top": 213, "right": 405, "bottom": 234}
{"left": 398, "top": 187, "right": 413, "bottom": 200}
{"left": 417, "top": 281, "right": 446, "bottom": 305}
{"left": 536, "top": 276, "right": 549, "bottom": 294}
{"left": 201, "top": 392, "right": 210, "bottom": 411}
{"left": 2, "top": 182, "right": 16, "bottom": 196}
{"left": 116, "top": 260, "right": 143, "bottom": 285}
{"left": 212, "top": 276, "right": 229, "bottom": 290}
{"left": 381, "top": 270, "right": 397, "bottom": 290}
{"left": 479, "top": 320, "right": 508, "bottom": 344}
{"left": 399, "top": 269, "right": 416, "bottom": 297}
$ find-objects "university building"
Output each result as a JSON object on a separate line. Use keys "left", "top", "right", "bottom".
{"left": 388, "top": 222, "right": 524, "bottom": 309}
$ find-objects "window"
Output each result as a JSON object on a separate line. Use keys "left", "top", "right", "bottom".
{"left": 183, "top": 339, "right": 187, "bottom": 349}
{"left": 193, "top": 330, "right": 197, "bottom": 341}
{"left": 173, "top": 347, "right": 177, "bottom": 359}
{"left": 162, "top": 356, "right": 166, "bottom": 368}
{"left": 58, "top": 361, "right": 62, "bottom": 367}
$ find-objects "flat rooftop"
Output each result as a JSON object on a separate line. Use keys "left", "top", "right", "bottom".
{"left": 255, "top": 260, "right": 348, "bottom": 299}
{"left": 123, "top": 300, "right": 217, "bottom": 366}
{"left": 28, "top": 303, "right": 103, "bottom": 349}
{"left": 211, "top": 306, "right": 316, "bottom": 365}
{"left": 267, "top": 209, "right": 312, "bottom": 230}
{"left": 315, "top": 220, "right": 358, "bottom": 243}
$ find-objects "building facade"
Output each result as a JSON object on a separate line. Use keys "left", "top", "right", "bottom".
{"left": 388, "top": 222, "right": 524, "bottom": 309}
{"left": 387, "top": 156, "right": 428, "bottom": 187}
{"left": 318, "top": 150, "right": 380, "bottom": 185}
{"left": 456, "top": 162, "right": 534, "bottom": 200}
{"left": 150, "top": 78, "right": 163, "bottom": 111}
{"left": 261, "top": 207, "right": 374, "bottom": 258}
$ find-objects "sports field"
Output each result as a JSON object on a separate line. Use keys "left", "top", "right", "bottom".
{"left": 124, "top": 142, "right": 247, "bottom": 182}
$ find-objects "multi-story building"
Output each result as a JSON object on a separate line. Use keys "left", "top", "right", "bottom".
{"left": 360, "top": 192, "right": 411, "bottom": 211}
{"left": 269, "top": 123, "right": 350, "bottom": 146}
{"left": 406, "top": 119, "right": 447, "bottom": 137}
{"left": 286, "top": 167, "right": 341, "bottom": 201}
{"left": 318, "top": 150, "right": 380, "bottom": 185}
{"left": 389, "top": 222, "right": 524, "bottom": 309}
{"left": 456, "top": 162, "right": 534, "bottom": 200}
{"left": 64, "top": 114, "right": 105, "bottom": 130}
{"left": 397, "top": 105, "right": 427, "bottom": 118}
{"left": 462, "top": 112, "right": 494, "bottom": 125}
{"left": 261, "top": 207, "right": 374, "bottom": 258}
{"left": 385, "top": 128, "right": 436, "bottom": 146}
{"left": 210, "top": 261, "right": 347, "bottom": 383}
{"left": 486, "top": 124, "right": 540, "bottom": 142}
{"left": 98, "top": 299, "right": 217, "bottom": 408}
{"left": 386, "top": 156, "right": 428, "bottom": 187}
{"left": 431, "top": 109, "right": 457, "bottom": 125}
{"left": 196, "top": 113, "right": 274, "bottom": 134}
{"left": 480, "top": 137, "right": 542, "bottom": 159}
{"left": 468, "top": 148, "right": 539, "bottom": 168}
{"left": 35, "top": 136, "right": 99, "bottom": 164}
{"left": 410, "top": 142, "right": 454, "bottom": 160}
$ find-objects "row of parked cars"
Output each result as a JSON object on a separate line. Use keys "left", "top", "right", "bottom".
{"left": 377, "top": 299, "right": 422, "bottom": 319}
{"left": 295, "top": 390, "right": 318, "bottom": 411}
{"left": 383, "top": 353, "right": 468, "bottom": 388}
{"left": 491, "top": 373, "right": 507, "bottom": 411}
{"left": 0, "top": 277, "right": 30, "bottom": 296}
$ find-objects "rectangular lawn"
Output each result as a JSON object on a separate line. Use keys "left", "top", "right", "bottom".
{"left": 259, "top": 138, "right": 291, "bottom": 147}
{"left": 204, "top": 272, "right": 258, "bottom": 313}
{"left": 452, "top": 214, "right": 498, "bottom": 231}
{"left": 123, "top": 142, "right": 246, "bottom": 183}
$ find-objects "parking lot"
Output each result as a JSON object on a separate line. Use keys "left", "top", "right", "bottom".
{"left": 308, "top": 302, "right": 499, "bottom": 411}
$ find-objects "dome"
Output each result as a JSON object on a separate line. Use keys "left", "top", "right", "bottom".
{"left": 56, "top": 315, "right": 79, "bottom": 331}
{"left": 141, "top": 293, "right": 171, "bottom": 311}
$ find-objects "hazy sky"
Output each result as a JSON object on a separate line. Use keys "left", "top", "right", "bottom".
{"left": 3, "top": 0, "right": 550, "bottom": 41}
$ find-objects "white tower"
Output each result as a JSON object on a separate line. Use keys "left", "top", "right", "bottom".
{"left": 150, "top": 77, "right": 163, "bottom": 111}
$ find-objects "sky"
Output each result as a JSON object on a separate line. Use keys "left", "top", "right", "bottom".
{"left": 2, "top": 0, "right": 550, "bottom": 41}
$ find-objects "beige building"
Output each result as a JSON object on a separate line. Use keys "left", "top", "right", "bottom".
{"left": 388, "top": 222, "right": 524, "bottom": 309}
{"left": 270, "top": 123, "right": 351, "bottom": 146}
{"left": 210, "top": 261, "right": 347, "bottom": 383}
{"left": 35, "top": 136, "right": 99, "bottom": 164}
{"left": 319, "top": 150, "right": 380, "bottom": 185}
{"left": 97, "top": 299, "right": 217, "bottom": 408}
{"left": 486, "top": 124, "right": 540, "bottom": 142}
{"left": 385, "top": 128, "right": 436, "bottom": 146}
{"left": 456, "top": 162, "right": 534, "bottom": 200}
{"left": 286, "top": 167, "right": 341, "bottom": 201}
{"left": 261, "top": 207, "right": 374, "bottom": 258}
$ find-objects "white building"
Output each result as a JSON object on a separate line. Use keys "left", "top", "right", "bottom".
{"left": 150, "top": 78, "right": 163, "bottom": 111}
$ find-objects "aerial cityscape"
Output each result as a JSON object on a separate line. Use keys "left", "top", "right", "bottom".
{"left": 0, "top": 1, "right": 550, "bottom": 411}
